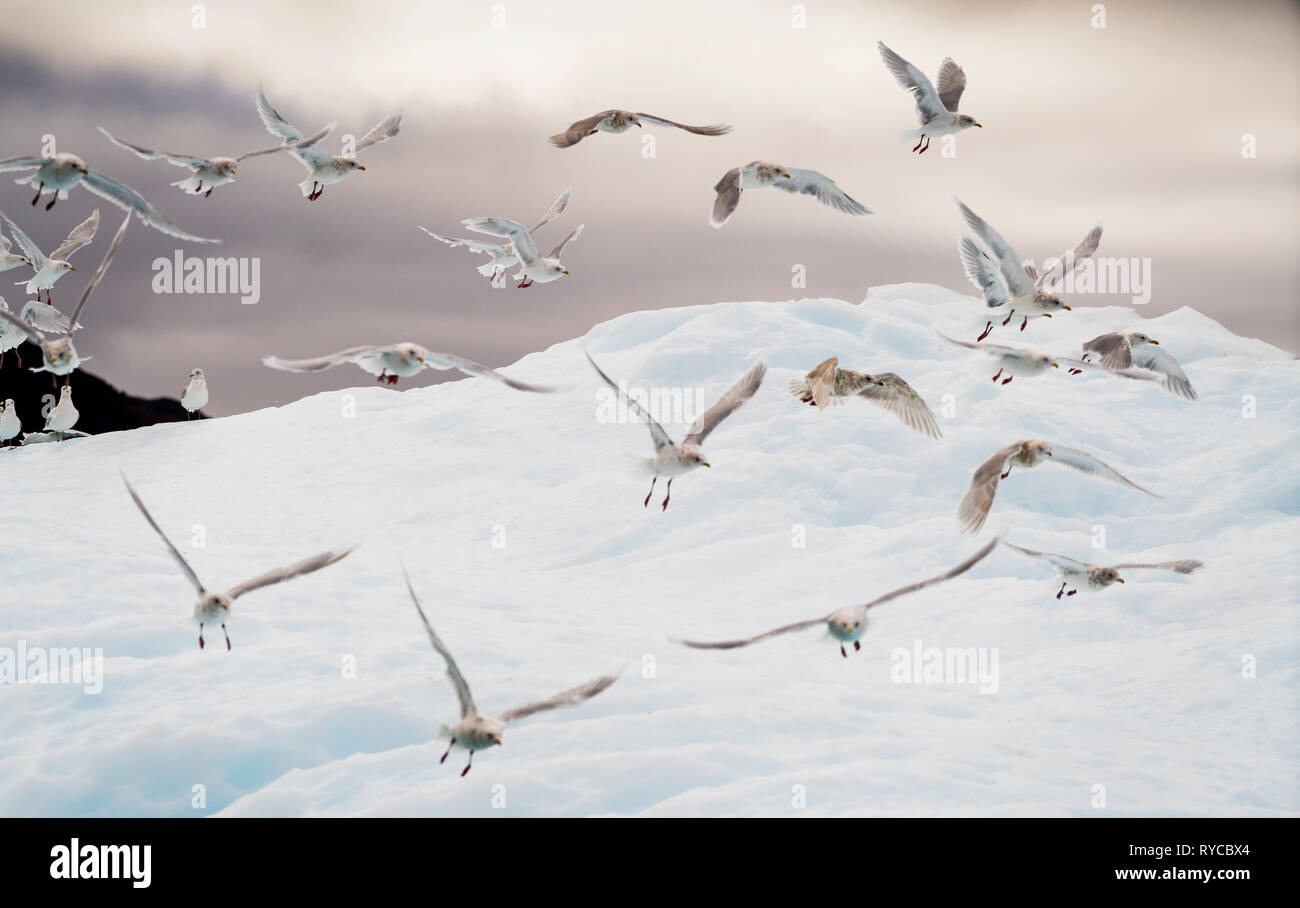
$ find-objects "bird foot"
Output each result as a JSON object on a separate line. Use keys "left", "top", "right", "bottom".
{"left": 840, "top": 645, "right": 847, "bottom": 658}
{"left": 1067, "top": 589, "right": 1077, "bottom": 597}
{"left": 1001, "top": 376, "right": 1013, "bottom": 385}
{"left": 386, "top": 374, "right": 399, "bottom": 385}
{"left": 1001, "top": 467, "right": 1012, "bottom": 479}
{"left": 45, "top": 194, "right": 57, "bottom": 211}
{"left": 991, "top": 369, "right": 1002, "bottom": 382}
{"left": 1002, "top": 311, "right": 1014, "bottom": 327}
{"left": 977, "top": 323, "right": 992, "bottom": 342}
{"left": 1068, "top": 368, "right": 1082, "bottom": 375}
{"left": 1020, "top": 316, "right": 1028, "bottom": 331}
{"left": 854, "top": 641, "right": 860, "bottom": 652}
{"left": 205, "top": 187, "right": 213, "bottom": 198}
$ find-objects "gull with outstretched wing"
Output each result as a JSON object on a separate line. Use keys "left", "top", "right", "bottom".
{"left": 549, "top": 109, "right": 732, "bottom": 147}
{"left": 787, "top": 356, "right": 941, "bottom": 438}
{"left": 263, "top": 341, "right": 555, "bottom": 391}
{"left": 421, "top": 187, "right": 574, "bottom": 284}
{"left": 2, "top": 208, "right": 98, "bottom": 302}
{"left": 1081, "top": 332, "right": 1197, "bottom": 400}
{"left": 711, "top": 162, "right": 873, "bottom": 227}
{"left": 878, "top": 42, "right": 982, "bottom": 154}
{"left": 1004, "top": 541, "right": 1202, "bottom": 599}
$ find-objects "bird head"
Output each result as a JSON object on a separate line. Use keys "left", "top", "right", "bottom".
{"left": 189, "top": 368, "right": 205, "bottom": 380}
{"left": 1095, "top": 567, "right": 1123, "bottom": 587}
{"left": 957, "top": 114, "right": 982, "bottom": 129}
{"left": 1129, "top": 332, "right": 1155, "bottom": 345}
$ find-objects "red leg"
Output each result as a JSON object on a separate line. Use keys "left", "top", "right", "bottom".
{"left": 30, "top": 182, "right": 43, "bottom": 206}
{"left": 840, "top": 644, "right": 847, "bottom": 658}
{"left": 199, "top": 624, "right": 205, "bottom": 649}
{"left": 440, "top": 739, "right": 455, "bottom": 764}
{"left": 1002, "top": 309, "right": 1015, "bottom": 327}
{"left": 1066, "top": 589, "right": 1077, "bottom": 597}
{"left": 853, "top": 641, "right": 860, "bottom": 652}
{"left": 461, "top": 753, "right": 473, "bottom": 777}
{"left": 1056, "top": 583, "right": 1066, "bottom": 600}
{"left": 911, "top": 135, "right": 925, "bottom": 153}
{"left": 643, "top": 476, "right": 656, "bottom": 508}
{"left": 1020, "top": 316, "right": 1028, "bottom": 331}
{"left": 1001, "top": 376, "right": 1013, "bottom": 385}
{"left": 45, "top": 193, "right": 57, "bottom": 211}
{"left": 661, "top": 478, "right": 672, "bottom": 511}
{"left": 205, "top": 187, "right": 213, "bottom": 198}
{"left": 977, "top": 321, "right": 993, "bottom": 342}
{"left": 1001, "top": 466, "right": 1012, "bottom": 479}
{"left": 386, "top": 374, "right": 399, "bottom": 385}
{"left": 991, "top": 369, "right": 1002, "bottom": 382}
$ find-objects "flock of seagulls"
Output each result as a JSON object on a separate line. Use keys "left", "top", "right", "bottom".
{"left": 0, "top": 42, "right": 1208, "bottom": 777}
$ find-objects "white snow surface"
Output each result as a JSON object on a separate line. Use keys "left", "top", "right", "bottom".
{"left": 1, "top": 283, "right": 1297, "bottom": 817}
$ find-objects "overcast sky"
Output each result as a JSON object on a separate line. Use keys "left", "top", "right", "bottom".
{"left": 1, "top": 0, "right": 1296, "bottom": 415}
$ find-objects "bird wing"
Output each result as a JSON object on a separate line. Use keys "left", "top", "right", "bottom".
{"left": 417, "top": 227, "right": 505, "bottom": 256}
{"left": 772, "top": 169, "right": 873, "bottom": 216}
{"left": 66, "top": 212, "right": 130, "bottom": 332}
{"left": 225, "top": 547, "right": 355, "bottom": 601}
{"left": 96, "top": 126, "right": 211, "bottom": 169}
{"left": 1, "top": 235, "right": 9, "bottom": 252}
{"left": 528, "top": 186, "right": 572, "bottom": 233}
{"left": 462, "top": 217, "right": 539, "bottom": 265}
{"left": 856, "top": 373, "right": 942, "bottom": 439}
{"left": 19, "top": 301, "right": 75, "bottom": 333}
{"left": 958, "top": 442, "right": 1024, "bottom": 534}
{"left": 1131, "top": 344, "right": 1197, "bottom": 400}
{"left": 585, "top": 350, "right": 675, "bottom": 452}
{"left": 799, "top": 356, "right": 839, "bottom": 409}
{"left": 877, "top": 42, "right": 948, "bottom": 125}
{"left": 954, "top": 199, "right": 1034, "bottom": 298}
{"left": 0, "top": 307, "right": 41, "bottom": 345}
{"left": 402, "top": 568, "right": 477, "bottom": 719}
{"left": 548, "top": 111, "right": 616, "bottom": 148}
{"left": 1037, "top": 223, "right": 1103, "bottom": 289}
{"left": 121, "top": 473, "right": 208, "bottom": 595}
{"left": 497, "top": 670, "right": 621, "bottom": 726}
{"left": 236, "top": 124, "right": 335, "bottom": 161}
{"left": 547, "top": 224, "right": 583, "bottom": 259}
{"left": 1049, "top": 445, "right": 1162, "bottom": 498}
{"left": 421, "top": 350, "right": 555, "bottom": 393}
{"left": 683, "top": 360, "right": 767, "bottom": 446}
{"left": 935, "top": 58, "right": 968, "bottom": 112}
{"left": 262, "top": 345, "right": 391, "bottom": 373}
{"left": 0, "top": 157, "right": 51, "bottom": 173}
{"left": 80, "top": 169, "right": 218, "bottom": 244}
{"left": 675, "top": 616, "right": 831, "bottom": 651}
{"left": 634, "top": 113, "right": 733, "bottom": 136}
{"left": 861, "top": 536, "right": 999, "bottom": 610}
{"left": 255, "top": 87, "right": 305, "bottom": 142}
{"left": 710, "top": 167, "right": 744, "bottom": 228}
{"left": 1112, "top": 559, "right": 1204, "bottom": 574}
{"left": 1057, "top": 356, "right": 1159, "bottom": 382}
{"left": 957, "top": 236, "right": 1009, "bottom": 308}
{"left": 938, "top": 330, "right": 1020, "bottom": 356}
{"left": 1080, "top": 333, "right": 1133, "bottom": 370}
{"left": 1002, "top": 541, "right": 1093, "bottom": 572}
{"left": 0, "top": 211, "right": 45, "bottom": 268}
{"left": 353, "top": 110, "right": 403, "bottom": 153}
{"left": 49, "top": 209, "right": 99, "bottom": 262}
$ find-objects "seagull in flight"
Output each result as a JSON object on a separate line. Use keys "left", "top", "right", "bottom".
{"left": 256, "top": 87, "right": 401, "bottom": 200}
{"left": 878, "top": 42, "right": 981, "bottom": 154}
{"left": 711, "top": 162, "right": 873, "bottom": 227}
{"left": 263, "top": 342, "right": 557, "bottom": 390}
{"left": 1003, "top": 541, "right": 1203, "bottom": 599}
{"left": 549, "top": 110, "right": 732, "bottom": 148}
{"left": 587, "top": 351, "right": 766, "bottom": 510}
{"left": 404, "top": 568, "right": 620, "bottom": 776}
{"left": 937, "top": 333, "right": 1160, "bottom": 386}
{"left": 0, "top": 154, "right": 217, "bottom": 242}
{"left": 420, "top": 187, "right": 573, "bottom": 284}
{"left": 98, "top": 124, "right": 333, "bottom": 197}
{"left": 2, "top": 208, "right": 98, "bottom": 303}
{"left": 1081, "top": 332, "right": 1197, "bottom": 400}
{"left": 462, "top": 217, "right": 582, "bottom": 287}
{"left": 677, "top": 537, "right": 999, "bottom": 658}
{"left": 122, "top": 474, "right": 355, "bottom": 650}
{"left": 787, "top": 356, "right": 941, "bottom": 438}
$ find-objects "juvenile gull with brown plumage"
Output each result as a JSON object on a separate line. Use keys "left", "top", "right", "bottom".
{"left": 787, "top": 356, "right": 940, "bottom": 438}
{"left": 711, "top": 162, "right": 873, "bottom": 227}
{"left": 549, "top": 110, "right": 732, "bottom": 147}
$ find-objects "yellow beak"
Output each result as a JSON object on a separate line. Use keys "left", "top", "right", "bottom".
{"left": 562, "top": 269, "right": 570, "bottom": 275}
{"left": 1062, "top": 305, "right": 1072, "bottom": 310}
{"left": 494, "top": 737, "right": 503, "bottom": 746}
{"left": 79, "top": 168, "right": 89, "bottom": 175}
{"left": 703, "top": 462, "right": 711, "bottom": 468}
{"left": 1051, "top": 362, "right": 1059, "bottom": 368}
{"left": 358, "top": 164, "right": 367, "bottom": 171}
{"left": 976, "top": 123, "right": 983, "bottom": 128}
{"left": 1117, "top": 578, "right": 1125, "bottom": 583}
{"left": 68, "top": 266, "right": 76, "bottom": 271}
{"left": 1149, "top": 339, "right": 1159, "bottom": 345}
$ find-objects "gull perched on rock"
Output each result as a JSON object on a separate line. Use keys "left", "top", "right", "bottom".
{"left": 587, "top": 351, "right": 765, "bottom": 510}
{"left": 1081, "top": 332, "right": 1197, "bottom": 400}
{"left": 937, "top": 333, "right": 1159, "bottom": 386}
{"left": 0, "top": 400, "right": 19, "bottom": 447}
{"left": 787, "top": 356, "right": 941, "bottom": 438}
{"left": 256, "top": 87, "right": 401, "bottom": 200}
{"left": 182, "top": 368, "right": 208, "bottom": 418}
{"left": 122, "top": 474, "right": 355, "bottom": 650}
{"left": 0, "top": 153, "right": 216, "bottom": 242}
{"left": 677, "top": 537, "right": 999, "bottom": 658}
{"left": 2, "top": 208, "right": 98, "bottom": 302}
{"left": 420, "top": 187, "right": 572, "bottom": 284}
{"left": 0, "top": 213, "right": 130, "bottom": 381}
{"left": 264, "top": 343, "right": 557, "bottom": 390}
{"left": 958, "top": 440, "right": 1162, "bottom": 534}
{"left": 1003, "top": 541, "right": 1203, "bottom": 599}
{"left": 0, "top": 235, "right": 29, "bottom": 272}
{"left": 711, "top": 162, "right": 873, "bottom": 228}
{"left": 98, "top": 124, "right": 333, "bottom": 197}
{"left": 43, "top": 384, "right": 78, "bottom": 433}
{"left": 878, "top": 41, "right": 981, "bottom": 154}
{"left": 956, "top": 199, "right": 1101, "bottom": 338}
{"left": 549, "top": 110, "right": 732, "bottom": 148}
{"left": 462, "top": 217, "right": 582, "bottom": 287}
{"left": 404, "top": 569, "right": 620, "bottom": 776}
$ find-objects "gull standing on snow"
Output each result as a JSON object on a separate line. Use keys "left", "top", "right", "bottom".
{"left": 958, "top": 440, "right": 1162, "bottom": 534}
{"left": 419, "top": 187, "right": 572, "bottom": 284}
{"left": 587, "top": 351, "right": 766, "bottom": 510}
{"left": 98, "top": 124, "right": 333, "bottom": 198}
{"left": 787, "top": 356, "right": 941, "bottom": 438}
{"left": 937, "top": 333, "right": 1159, "bottom": 386}
{"left": 182, "top": 368, "right": 208, "bottom": 418}
{"left": 956, "top": 200, "right": 1100, "bottom": 338}
{"left": 256, "top": 87, "right": 402, "bottom": 200}
{"left": 877, "top": 42, "right": 982, "bottom": 154}
{"left": 0, "top": 235, "right": 29, "bottom": 272}
{"left": 710, "top": 162, "right": 873, "bottom": 228}
{"left": 462, "top": 217, "right": 582, "bottom": 287}
{"left": 1003, "top": 541, "right": 1203, "bottom": 599}
{"left": 677, "top": 537, "right": 999, "bottom": 658}
{"left": 0, "top": 213, "right": 130, "bottom": 381}
{"left": 2, "top": 208, "right": 98, "bottom": 302}
{"left": 122, "top": 474, "right": 356, "bottom": 650}
{"left": 264, "top": 343, "right": 557, "bottom": 389}
{"left": 1081, "top": 332, "right": 1197, "bottom": 400}
{"left": 0, "top": 400, "right": 20, "bottom": 447}
{"left": 404, "top": 569, "right": 621, "bottom": 777}
{"left": 549, "top": 110, "right": 732, "bottom": 147}
{"left": 43, "top": 384, "right": 78, "bottom": 433}
{"left": 0, "top": 153, "right": 217, "bottom": 242}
